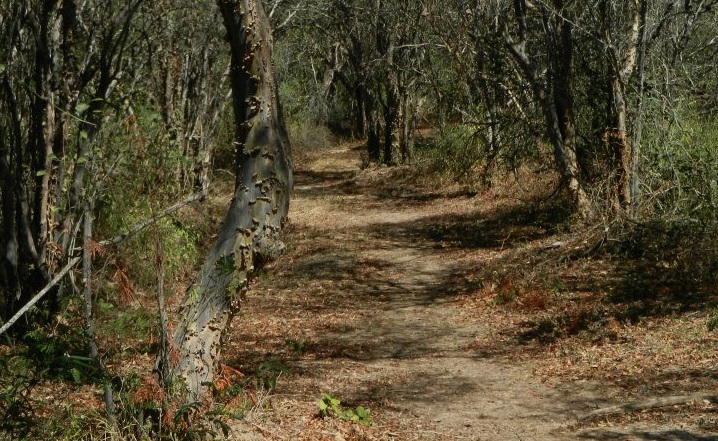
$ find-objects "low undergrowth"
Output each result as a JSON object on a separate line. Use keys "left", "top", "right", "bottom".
{"left": 4, "top": 137, "right": 718, "bottom": 439}
{"left": 459, "top": 214, "right": 718, "bottom": 410}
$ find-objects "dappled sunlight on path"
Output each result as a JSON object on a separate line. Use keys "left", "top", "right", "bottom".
{"left": 224, "top": 143, "right": 718, "bottom": 441}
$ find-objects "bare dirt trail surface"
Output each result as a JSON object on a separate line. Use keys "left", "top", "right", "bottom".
{"left": 225, "top": 143, "right": 718, "bottom": 440}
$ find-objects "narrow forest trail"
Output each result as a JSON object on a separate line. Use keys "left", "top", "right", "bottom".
{"left": 224, "top": 143, "right": 718, "bottom": 440}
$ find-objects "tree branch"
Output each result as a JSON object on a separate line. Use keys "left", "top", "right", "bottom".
{"left": 0, "top": 256, "right": 82, "bottom": 336}
{"left": 98, "top": 191, "right": 205, "bottom": 247}
{"left": 0, "top": 191, "right": 206, "bottom": 336}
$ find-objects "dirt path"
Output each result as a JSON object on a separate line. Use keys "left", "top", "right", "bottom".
{"left": 225, "top": 144, "right": 718, "bottom": 440}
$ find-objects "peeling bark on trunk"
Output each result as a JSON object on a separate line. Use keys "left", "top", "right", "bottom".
{"left": 602, "top": 0, "right": 643, "bottom": 213}
{"left": 163, "top": 0, "right": 292, "bottom": 404}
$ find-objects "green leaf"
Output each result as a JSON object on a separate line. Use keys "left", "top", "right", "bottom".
{"left": 317, "top": 399, "right": 328, "bottom": 412}
{"left": 75, "top": 102, "right": 90, "bottom": 114}
{"left": 217, "top": 420, "right": 231, "bottom": 437}
{"left": 70, "top": 367, "right": 81, "bottom": 384}
{"left": 0, "top": 64, "right": 5, "bottom": 74}
{"left": 80, "top": 130, "right": 88, "bottom": 140}
{"left": 35, "top": 170, "right": 46, "bottom": 177}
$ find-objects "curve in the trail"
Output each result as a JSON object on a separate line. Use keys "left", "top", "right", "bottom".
{"left": 232, "top": 144, "right": 693, "bottom": 440}
{"left": 256, "top": 144, "right": 575, "bottom": 440}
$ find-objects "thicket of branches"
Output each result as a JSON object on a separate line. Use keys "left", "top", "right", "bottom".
{"left": 1, "top": 0, "right": 718, "bottom": 438}
{"left": 273, "top": 0, "right": 718, "bottom": 220}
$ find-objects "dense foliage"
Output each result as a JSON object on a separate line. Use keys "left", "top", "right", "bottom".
{"left": 272, "top": 0, "right": 718, "bottom": 219}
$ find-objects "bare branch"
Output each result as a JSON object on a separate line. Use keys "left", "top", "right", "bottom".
{"left": 578, "top": 394, "right": 718, "bottom": 421}
{"left": 0, "top": 257, "right": 82, "bottom": 336}
{"left": 0, "top": 191, "right": 206, "bottom": 336}
{"left": 99, "top": 191, "right": 205, "bottom": 247}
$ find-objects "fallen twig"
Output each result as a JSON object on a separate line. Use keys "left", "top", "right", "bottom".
{"left": 577, "top": 393, "right": 718, "bottom": 421}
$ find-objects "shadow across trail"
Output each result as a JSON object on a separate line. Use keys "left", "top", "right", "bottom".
{"left": 578, "top": 429, "right": 718, "bottom": 441}
{"left": 226, "top": 144, "right": 717, "bottom": 440}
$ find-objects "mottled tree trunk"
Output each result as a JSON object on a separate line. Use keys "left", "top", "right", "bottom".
{"left": 162, "top": 0, "right": 292, "bottom": 404}
{"left": 601, "top": 0, "right": 643, "bottom": 213}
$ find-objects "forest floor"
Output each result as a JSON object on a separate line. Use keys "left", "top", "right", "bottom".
{"left": 222, "top": 141, "right": 718, "bottom": 440}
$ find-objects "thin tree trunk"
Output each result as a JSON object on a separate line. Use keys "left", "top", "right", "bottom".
{"left": 82, "top": 202, "right": 98, "bottom": 362}
{"left": 630, "top": 0, "right": 648, "bottom": 217}
{"left": 82, "top": 198, "right": 115, "bottom": 421}
{"left": 399, "top": 91, "right": 415, "bottom": 164}
{"left": 383, "top": 93, "right": 397, "bottom": 165}
{"left": 364, "top": 89, "right": 381, "bottom": 162}
{"left": 354, "top": 85, "right": 365, "bottom": 138}
{"left": 508, "top": 0, "right": 592, "bottom": 219}
{"left": 549, "top": 1, "right": 591, "bottom": 218}
{"left": 163, "top": 0, "right": 292, "bottom": 404}
{"left": 475, "top": 35, "right": 501, "bottom": 184}
{"left": 602, "top": 0, "right": 642, "bottom": 213}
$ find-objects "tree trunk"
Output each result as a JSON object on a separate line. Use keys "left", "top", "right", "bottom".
{"left": 364, "top": 89, "right": 381, "bottom": 162}
{"left": 602, "top": 0, "right": 643, "bottom": 213}
{"left": 547, "top": 1, "right": 592, "bottom": 219}
{"left": 508, "top": 0, "right": 592, "bottom": 219}
{"left": 162, "top": 0, "right": 292, "bottom": 405}
{"left": 475, "top": 34, "right": 502, "bottom": 184}
{"left": 382, "top": 92, "right": 397, "bottom": 165}
{"left": 399, "top": 91, "right": 416, "bottom": 164}
{"left": 354, "top": 85, "right": 365, "bottom": 138}
{"left": 630, "top": 0, "right": 648, "bottom": 216}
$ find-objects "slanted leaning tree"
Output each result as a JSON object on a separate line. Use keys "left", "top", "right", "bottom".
{"left": 160, "top": 0, "right": 292, "bottom": 404}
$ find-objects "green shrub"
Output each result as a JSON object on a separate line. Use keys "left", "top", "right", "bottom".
{"left": 95, "top": 192, "right": 200, "bottom": 295}
{"left": 287, "top": 119, "right": 331, "bottom": 152}
{"left": 415, "top": 124, "right": 482, "bottom": 181}
{"left": 641, "top": 108, "right": 718, "bottom": 226}
{"left": 316, "top": 393, "right": 373, "bottom": 426}
{"left": 0, "top": 354, "right": 39, "bottom": 439}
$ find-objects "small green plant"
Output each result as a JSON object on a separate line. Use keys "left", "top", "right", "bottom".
{"left": 707, "top": 309, "right": 718, "bottom": 331}
{"left": 173, "top": 401, "right": 233, "bottom": 440}
{"left": 316, "top": 392, "right": 373, "bottom": 426}
{"left": 255, "top": 358, "right": 288, "bottom": 391}
{"left": 549, "top": 279, "right": 565, "bottom": 294}
{"left": 215, "top": 255, "right": 235, "bottom": 275}
{"left": 285, "top": 338, "right": 306, "bottom": 354}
